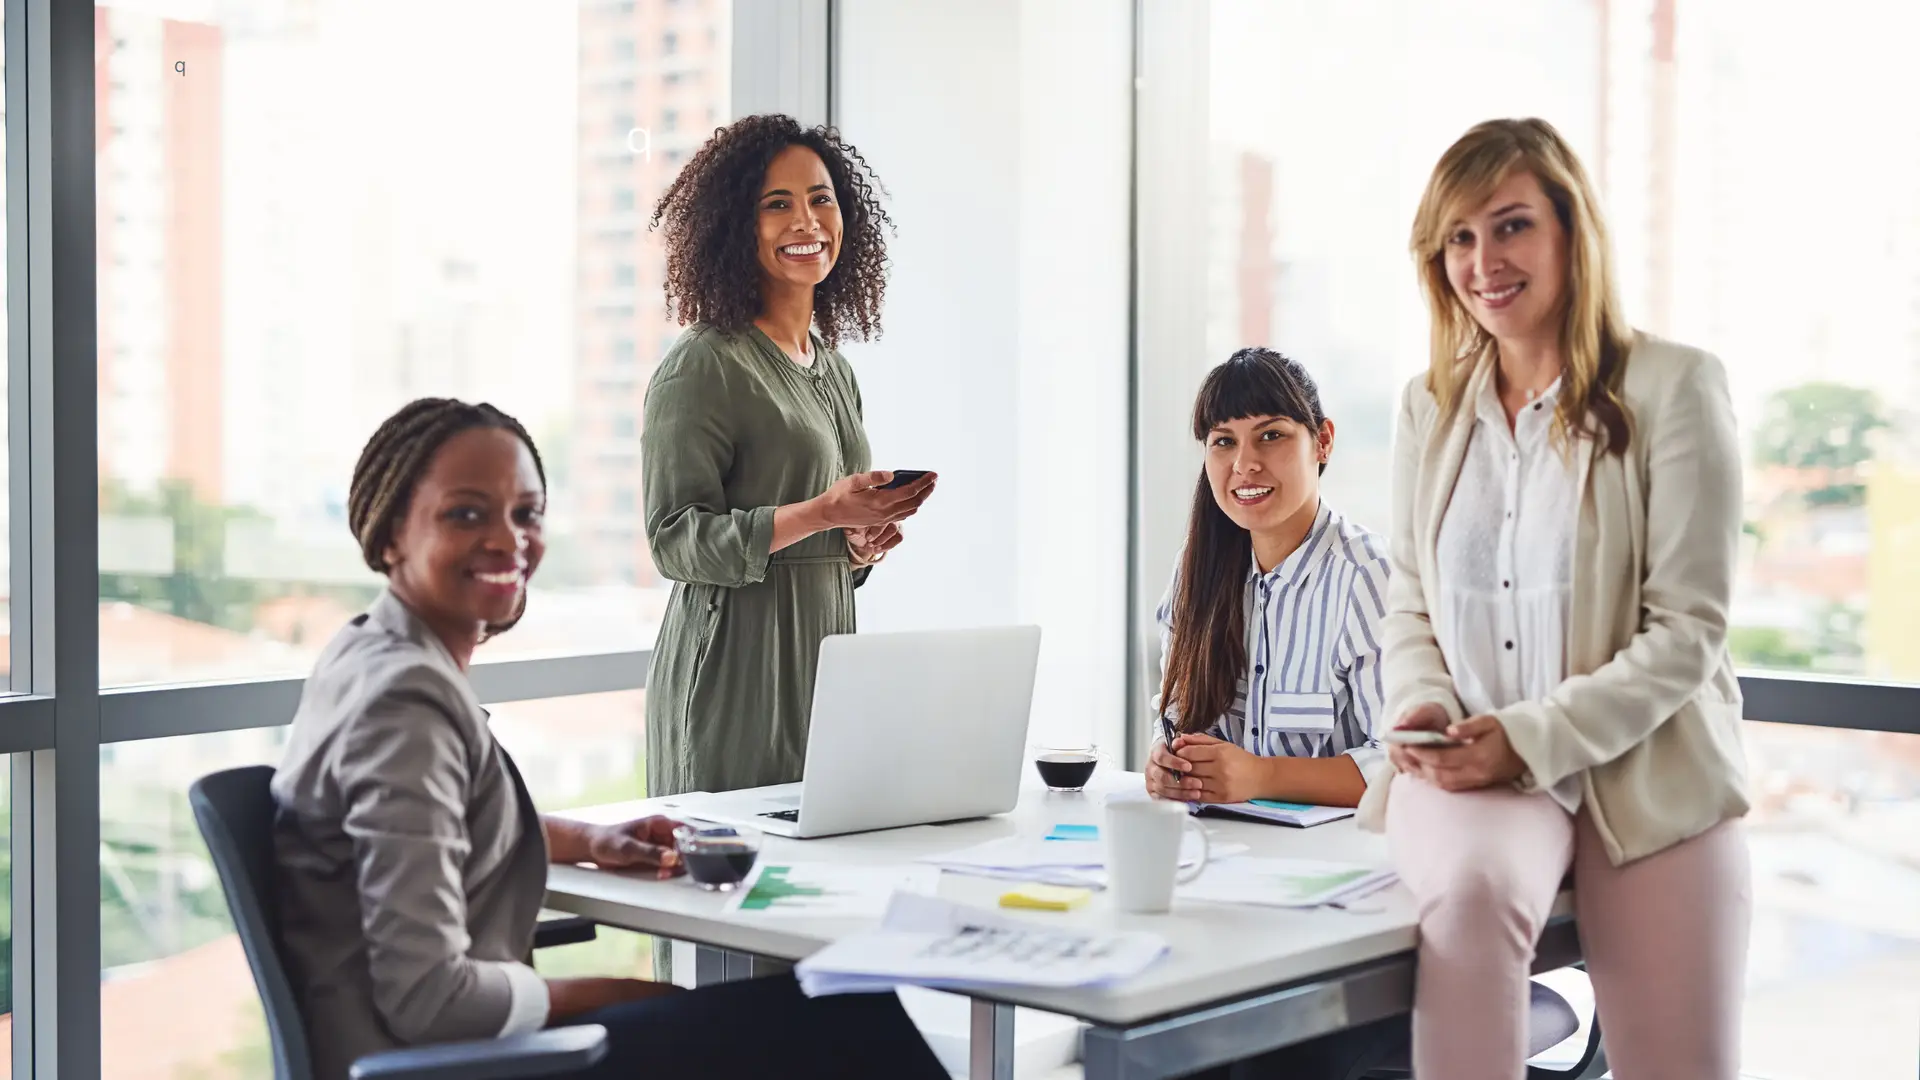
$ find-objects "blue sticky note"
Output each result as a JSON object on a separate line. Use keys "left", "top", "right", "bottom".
{"left": 1250, "top": 799, "right": 1315, "bottom": 812}
{"left": 1045, "top": 824, "right": 1100, "bottom": 841}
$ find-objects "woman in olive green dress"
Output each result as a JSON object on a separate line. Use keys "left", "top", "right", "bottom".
{"left": 641, "top": 114, "right": 935, "bottom": 799}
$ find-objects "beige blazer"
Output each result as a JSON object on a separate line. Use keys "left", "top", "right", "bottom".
{"left": 1359, "top": 332, "right": 1751, "bottom": 865}
{"left": 271, "top": 590, "right": 550, "bottom": 1080}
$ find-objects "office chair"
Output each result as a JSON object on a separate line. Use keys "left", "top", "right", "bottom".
{"left": 190, "top": 765, "right": 610, "bottom": 1080}
{"left": 1352, "top": 979, "right": 1609, "bottom": 1080}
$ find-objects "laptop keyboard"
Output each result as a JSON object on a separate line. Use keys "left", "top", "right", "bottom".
{"left": 759, "top": 809, "right": 800, "bottom": 822}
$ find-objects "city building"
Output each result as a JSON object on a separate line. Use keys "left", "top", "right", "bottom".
{"left": 97, "top": 7, "right": 224, "bottom": 501}
{"left": 571, "top": 0, "right": 728, "bottom": 587}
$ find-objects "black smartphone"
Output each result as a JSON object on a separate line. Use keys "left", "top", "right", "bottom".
{"left": 876, "top": 469, "right": 931, "bottom": 490}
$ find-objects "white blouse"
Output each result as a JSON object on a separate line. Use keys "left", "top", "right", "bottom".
{"left": 1434, "top": 373, "right": 1583, "bottom": 812}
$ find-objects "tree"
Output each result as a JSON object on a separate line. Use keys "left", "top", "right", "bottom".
{"left": 1754, "top": 382, "right": 1887, "bottom": 473}
{"left": 98, "top": 479, "right": 269, "bottom": 629}
{"left": 1728, "top": 626, "right": 1815, "bottom": 672}
{"left": 1753, "top": 382, "right": 1888, "bottom": 509}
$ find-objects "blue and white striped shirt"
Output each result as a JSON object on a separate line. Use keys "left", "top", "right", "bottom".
{"left": 1152, "top": 502, "right": 1390, "bottom": 777}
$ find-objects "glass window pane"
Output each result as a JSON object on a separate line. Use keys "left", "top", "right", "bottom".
{"left": 1, "top": 0, "right": 10, "bottom": 690}
{"left": 491, "top": 688, "right": 647, "bottom": 811}
{"left": 98, "top": 690, "right": 650, "bottom": 1074}
{"left": 100, "top": 731, "right": 280, "bottom": 1078}
{"left": 1742, "top": 724, "right": 1920, "bottom": 1077}
{"left": 493, "top": 689, "right": 656, "bottom": 983}
{"left": 1203, "top": 0, "right": 1920, "bottom": 684}
{"left": 1, "top": 766, "right": 14, "bottom": 1076}
{"left": 94, "top": 0, "right": 732, "bottom": 688}
{"left": 1203, "top": 3, "right": 1920, "bottom": 1074}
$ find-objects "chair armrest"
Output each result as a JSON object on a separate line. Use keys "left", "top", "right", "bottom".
{"left": 1527, "top": 1016, "right": 1607, "bottom": 1080}
{"left": 348, "top": 1025, "right": 608, "bottom": 1080}
{"left": 532, "top": 915, "right": 598, "bottom": 951}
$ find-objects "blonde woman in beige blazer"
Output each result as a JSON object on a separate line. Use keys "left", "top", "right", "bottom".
{"left": 1365, "top": 119, "right": 1752, "bottom": 1080}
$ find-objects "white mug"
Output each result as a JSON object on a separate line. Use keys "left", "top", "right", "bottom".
{"left": 1104, "top": 797, "right": 1209, "bottom": 914}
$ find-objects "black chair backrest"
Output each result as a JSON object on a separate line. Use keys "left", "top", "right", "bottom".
{"left": 189, "top": 765, "right": 314, "bottom": 1080}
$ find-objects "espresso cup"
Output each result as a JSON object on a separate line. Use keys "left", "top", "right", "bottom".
{"left": 1104, "top": 797, "right": 1209, "bottom": 914}
{"left": 1032, "top": 743, "right": 1100, "bottom": 791}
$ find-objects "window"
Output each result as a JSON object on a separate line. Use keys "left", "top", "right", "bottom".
{"left": 99, "top": 733, "right": 279, "bottom": 1075}
{"left": 612, "top": 337, "right": 637, "bottom": 365}
{"left": 1195, "top": 0, "right": 1920, "bottom": 688}
{"left": 1, "top": 767, "right": 14, "bottom": 1065}
{"left": 611, "top": 413, "right": 637, "bottom": 440}
{"left": 661, "top": 108, "right": 678, "bottom": 133}
{"left": 97, "top": 695, "right": 658, "bottom": 1074}
{"left": 1192, "top": 3, "right": 1920, "bottom": 1073}
{"left": 663, "top": 30, "right": 679, "bottom": 55}
{"left": 0, "top": 0, "right": 748, "bottom": 1070}
{"left": 612, "top": 488, "right": 637, "bottom": 515}
{"left": 92, "top": 0, "right": 732, "bottom": 685}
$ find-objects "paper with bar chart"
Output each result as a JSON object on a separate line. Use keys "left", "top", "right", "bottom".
{"left": 723, "top": 862, "right": 940, "bottom": 918}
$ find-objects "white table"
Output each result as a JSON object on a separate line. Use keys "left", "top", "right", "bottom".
{"left": 546, "top": 772, "right": 1581, "bottom": 1079}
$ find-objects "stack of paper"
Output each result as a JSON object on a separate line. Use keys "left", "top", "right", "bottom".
{"left": 796, "top": 893, "right": 1169, "bottom": 998}
{"left": 1175, "top": 857, "right": 1398, "bottom": 909}
{"left": 722, "top": 863, "right": 939, "bottom": 918}
{"left": 917, "top": 833, "right": 1242, "bottom": 889}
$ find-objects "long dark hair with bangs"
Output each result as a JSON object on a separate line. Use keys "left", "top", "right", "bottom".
{"left": 1161, "top": 348, "right": 1328, "bottom": 735}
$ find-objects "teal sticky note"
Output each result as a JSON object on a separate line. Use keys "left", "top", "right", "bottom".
{"left": 1250, "top": 799, "right": 1315, "bottom": 812}
{"left": 1045, "top": 824, "right": 1100, "bottom": 841}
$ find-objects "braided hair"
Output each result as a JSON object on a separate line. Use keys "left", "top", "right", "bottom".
{"left": 349, "top": 398, "right": 547, "bottom": 638}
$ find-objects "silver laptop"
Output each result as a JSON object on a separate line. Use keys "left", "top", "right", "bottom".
{"left": 671, "top": 625, "right": 1042, "bottom": 838}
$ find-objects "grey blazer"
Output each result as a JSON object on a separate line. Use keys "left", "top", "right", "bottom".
{"left": 271, "top": 590, "right": 550, "bottom": 1080}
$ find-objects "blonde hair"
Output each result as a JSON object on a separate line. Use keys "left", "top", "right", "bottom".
{"left": 1409, "top": 117, "right": 1633, "bottom": 454}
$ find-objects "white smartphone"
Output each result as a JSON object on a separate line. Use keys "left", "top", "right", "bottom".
{"left": 1382, "top": 729, "right": 1465, "bottom": 748}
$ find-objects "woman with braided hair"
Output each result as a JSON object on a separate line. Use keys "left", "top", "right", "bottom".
{"left": 642, "top": 113, "right": 935, "bottom": 799}
{"left": 269, "top": 397, "right": 946, "bottom": 1079}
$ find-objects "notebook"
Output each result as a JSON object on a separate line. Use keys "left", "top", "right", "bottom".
{"left": 1190, "top": 798, "right": 1355, "bottom": 828}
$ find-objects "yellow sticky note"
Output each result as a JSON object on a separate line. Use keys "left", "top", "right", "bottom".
{"left": 998, "top": 884, "right": 1092, "bottom": 911}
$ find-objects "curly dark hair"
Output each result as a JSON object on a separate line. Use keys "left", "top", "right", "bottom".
{"left": 349, "top": 397, "right": 547, "bottom": 638}
{"left": 650, "top": 113, "right": 894, "bottom": 348}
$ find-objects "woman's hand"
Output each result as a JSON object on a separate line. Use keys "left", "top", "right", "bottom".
{"left": 1384, "top": 701, "right": 1453, "bottom": 775}
{"left": 813, "top": 471, "right": 936, "bottom": 531}
{"left": 1160, "top": 733, "right": 1270, "bottom": 804}
{"left": 847, "top": 523, "right": 904, "bottom": 567}
{"left": 583, "top": 816, "right": 685, "bottom": 878}
{"left": 1145, "top": 739, "right": 1194, "bottom": 800}
{"left": 1392, "top": 710, "right": 1527, "bottom": 792}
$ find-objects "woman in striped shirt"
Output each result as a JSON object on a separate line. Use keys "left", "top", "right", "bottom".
{"left": 1146, "top": 347, "right": 1389, "bottom": 807}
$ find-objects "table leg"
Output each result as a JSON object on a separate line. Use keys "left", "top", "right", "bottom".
{"left": 693, "top": 944, "right": 736, "bottom": 986}
{"left": 969, "top": 1000, "right": 1015, "bottom": 1080}
{"left": 693, "top": 944, "right": 790, "bottom": 985}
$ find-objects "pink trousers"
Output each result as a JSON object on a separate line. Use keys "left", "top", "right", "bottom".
{"left": 1385, "top": 773, "right": 1751, "bottom": 1080}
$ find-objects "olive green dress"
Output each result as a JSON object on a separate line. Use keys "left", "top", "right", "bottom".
{"left": 641, "top": 323, "right": 872, "bottom": 799}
